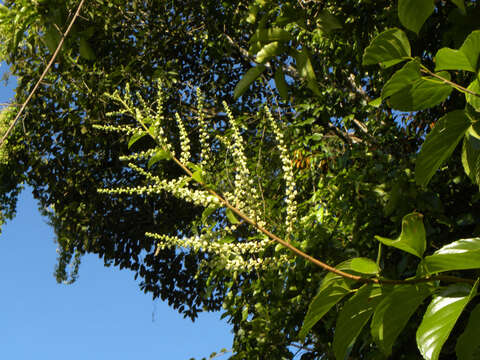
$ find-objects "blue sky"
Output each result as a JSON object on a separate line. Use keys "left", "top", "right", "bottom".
{"left": 0, "top": 57, "right": 232, "bottom": 360}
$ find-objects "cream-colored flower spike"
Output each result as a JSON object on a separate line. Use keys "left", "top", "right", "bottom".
{"left": 97, "top": 84, "right": 296, "bottom": 273}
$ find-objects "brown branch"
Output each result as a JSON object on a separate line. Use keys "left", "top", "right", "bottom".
{"left": 420, "top": 67, "right": 480, "bottom": 98}
{"left": 0, "top": 0, "right": 87, "bottom": 148}
{"left": 135, "top": 116, "right": 475, "bottom": 286}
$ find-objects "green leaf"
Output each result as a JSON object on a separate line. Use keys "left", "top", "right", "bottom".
{"left": 456, "top": 303, "right": 480, "bottom": 360}
{"left": 337, "top": 257, "right": 380, "bottom": 275}
{"left": 435, "top": 48, "right": 476, "bottom": 72}
{"left": 450, "top": 0, "right": 466, "bottom": 14}
{"left": 233, "top": 65, "right": 266, "bottom": 99}
{"left": 316, "top": 10, "right": 342, "bottom": 33}
{"left": 415, "top": 110, "right": 471, "bottom": 186}
{"left": 381, "top": 61, "right": 453, "bottom": 111}
{"left": 417, "top": 282, "right": 478, "bottom": 360}
{"left": 459, "top": 30, "right": 480, "bottom": 72}
{"left": 371, "top": 284, "right": 433, "bottom": 356}
{"left": 147, "top": 149, "right": 171, "bottom": 168}
{"left": 201, "top": 205, "right": 218, "bottom": 224}
{"left": 320, "top": 258, "right": 380, "bottom": 292}
{"left": 249, "top": 27, "right": 293, "bottom": 45}
{"left": 461, "top": 126, "right": 480, "bottom": 183}
{"left": 398, "top": 0, "right": 434, "bottom": 34}
{"left": 294, "top": 48, "right": 320, "bottom": 96}
{"left": 375, "top": 212, "right": 426, "bottom": 258}
{"left": 128, "top": 131, "right": 147, "bottom": 149}
{"left": 435, "top": 31, "right": 480, "bottom": 72}
{"left": 368, "top": 97, "right": 382, "bottom": 108}
{"left": 255, "top": 41, "right": 283, "bottom": 64}
{"left": 298, "top": 279, "right": 352, "bottom": 341}
{"left": 226, "top": 208, "right": 240, "bottom": 224}
{"left": 466, "top": 78, "right": 480, "bottom": 111}
{"left": 362, "top": 28, "right": 411, "bottom": 68}
{"left": 192, "top": 170, "right": 204, "bottom": 183}
{"left": 333, "top": 284, "right": 385, "bottom": 360}
{"left": 423, "top": 238, "right": 480, "bottom": 274}
{"left": 274, "top": 67, "right": 289, "bottom": 100}
{"left": 79, "top": 37, "right": 96, "bottom": 60}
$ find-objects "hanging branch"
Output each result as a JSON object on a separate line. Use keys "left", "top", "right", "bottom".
{"left": 0, "top": 0, "right": 87, "bottom": 148}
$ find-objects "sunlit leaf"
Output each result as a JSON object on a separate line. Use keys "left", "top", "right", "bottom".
{"left": 417, "top": 282, "right": 477, "bottom": 360}
{"left": 147, "top": 149, "right": 171, "bottom": 168}
{"left": 423, "top": 238, "right": 480, "bottom": 274}
{"left": 375, "top": 212, "right": 426, "bottom": 258}
{"left": 255, "top": 41, "right": 283, "bottom": 64}
{"left": 226, "top": 208, "right": 240, "bottom": 224}
{"left": 466, "top": 78, "right": 480, "bottom": 111}
{"left": 128, "top": 131, "right": 147, "bottom": 149}
{"left": 362, "top": 28, "right": 411, "bottom": 67}
{"left": 416, "top": 110, "right": 470, "bottom": 186}
{"left": 435, "top": 31, "right": 480, "bottom": 72}
{"left": 461, "top": 127, "right": 480, "bottom": 183}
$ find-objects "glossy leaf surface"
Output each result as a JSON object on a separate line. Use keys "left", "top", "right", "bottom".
{"left": 417, "top": 283, "right": 477, "bottom": 360}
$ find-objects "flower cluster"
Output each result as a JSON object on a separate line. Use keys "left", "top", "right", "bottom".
{"left": 196, "top": 88, "right": 211, "bottom": 165}
{"left": 265, "top": 106, "right": 298, "bottom": 237}
{"left": 98, "top": 84, "right": 296, "bottom": 276}
{"left": 175, "top": 113, "right": 191, "bottom": 164}
{"left": 99, "top": 162, "right": 221, "bottom": 208}
{"left": 147, "top": 230, "right": 284, "bottom": 272}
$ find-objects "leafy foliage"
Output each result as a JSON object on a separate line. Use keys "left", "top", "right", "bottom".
{"left": 1, "top": 0, "right": 480, "bottom": 359}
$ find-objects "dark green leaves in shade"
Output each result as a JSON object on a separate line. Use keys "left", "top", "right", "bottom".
{"left": 461, "top": 126, "right": 480, "bottom": 184}
{"left": 79, "top": 37, "right": 96, "bottom": 60}
{"left": 381, "top": 61, "right": 453, "bottom": 111}
{"left": 375, "top": 212, "right": 426, "bottom": 258}
{"left": 298, "top": 280, "right": 352, "bottom": 341}
{"left": 417, "top": 283, "right": 478, "bottom": 360}
{"left": 456, "top": 303, "right": 480, "bottom": 360}
{"left": 316, "top": 10, "right": 342, "bottom": 33}
{"left": 398, "top": 0, "right": 434, "bottom": 34}
{"left": 250, "top": 27, "right": 293, "bottom": 44}
{"left": 423, "top": 238, "right": 480, "bottom": 274}
{"left": 293, "top": 48, "right": 320, "bottom": 96}
{"left": 333, "top": 284, "right": 385, "bottom": 360}
{"left": 371, "top": 284, "right": 433, "bottom": 357}
{"left": 299, "top": 258, "right": 379, "bottom": 341}
{"left": 450, "top": 0, "right": 466, "bottom": 14}
{"left": 233, "top": 64, "right": 266, "bottom": 99}
{"left": 362, "top": 28, "right": 411, "bottom": 68}
{"left": 274, "top": 67, "right": 289, "bottom": 100}
{"left": 435, "top": 31, "right": 480, "bottom": 72}
{"left": 415, "top": 110, "right": 471, "bottom": 186}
